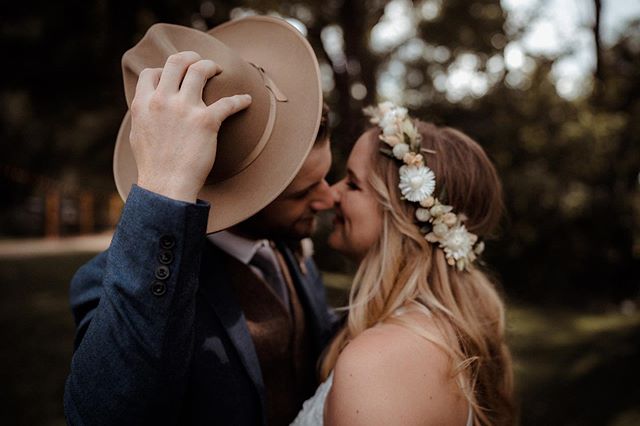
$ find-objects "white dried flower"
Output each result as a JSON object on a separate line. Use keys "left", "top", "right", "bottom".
{"left": 378, "top": 101, "right": 394, "bottom": 114}
{"left": 396, "top": 106, "right": 408, "bottom": 117}
{"left": 425, "top": 232, "right": 438, "bottom": 243}
{"left": 430, "top": 203, "right": 453, "bottom": 218}
{"left": 393, "top": 143, "right": 410, "bottom": 159}
{"left": 415, "top": 208, "right": 431, "bottom": 222}
{"left": 398, "top": 165, "right": 436, "bottom": 202}
{"left": 380, "top": 111, "right": 398, "bottom": 130}
{"left": 443, "top": 212, "right": 458, "bottom": 226}
{"left": 383, "top": 122, "right": 399, "bottom": 137}
{"left": 363, "top": 106, "right": 381, "bottom": 124}
{"left": 441, "top": 224, "right": 477, "bottom": 261}
{"left": 433, "top": 223, "right": 449, "bottom": 237}
{"left": 420, "top": 196, "right": 435, "bottom": 208}
{"left": 474, "top": 241, "right": 485, "bottom": 255}
{"left": 382, "top": 135, "right": 402, "bottom": 147}
{"left": 401, "top": 119, "right": 419, "bottom": 143}
{"left": 403, "top": 152, "right": 424, "bottom": 167}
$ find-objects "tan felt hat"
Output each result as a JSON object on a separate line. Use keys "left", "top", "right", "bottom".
{"left": 113, "top": 16, "right": 323, "bottom": 233}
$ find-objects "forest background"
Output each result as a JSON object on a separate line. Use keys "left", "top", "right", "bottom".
{"left": 1, "top": 0, "right": 639, "bottom": 424}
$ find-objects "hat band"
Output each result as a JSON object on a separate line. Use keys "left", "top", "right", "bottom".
{"left": 229, "top": 64, "right": 288, "bottom": 175}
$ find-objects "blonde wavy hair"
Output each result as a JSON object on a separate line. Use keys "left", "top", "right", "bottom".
{"left": 320, "top": 123, "right": 515, "bottom": 425}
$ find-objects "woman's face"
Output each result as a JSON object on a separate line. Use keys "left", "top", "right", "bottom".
{"left": 328, "top": 131, "right": 384, "bottom": 261}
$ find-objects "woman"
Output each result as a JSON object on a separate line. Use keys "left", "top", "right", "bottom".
{"left": 292, "top": 103, "right": 515, "bottom": 425}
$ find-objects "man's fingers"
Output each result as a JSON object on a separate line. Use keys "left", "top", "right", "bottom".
{"left": 134, "top": 68, "right": 162, "bottom": 102}
{"left": 180, "top": 59, "right": 222, "bottom": 102}
{"left": 207, "top": 94, "right": 252, "bottom": 130}
{"left": 156, "top": 51, "right": 202, "bottom": 95}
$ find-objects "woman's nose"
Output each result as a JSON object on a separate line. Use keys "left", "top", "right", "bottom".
{"left": 329, "top": 181, "right": 343, "bottom": 204}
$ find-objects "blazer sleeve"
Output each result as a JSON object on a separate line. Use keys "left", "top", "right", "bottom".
{"left": 64, "top": 185, "right": 210, "bottom": 425}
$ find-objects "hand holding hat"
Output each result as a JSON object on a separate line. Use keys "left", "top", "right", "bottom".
{"left": 114, "top": 18, "right": 323, "bottom": 232}
{"left": 130, "top": 51, "right": 252, "bottom": 203}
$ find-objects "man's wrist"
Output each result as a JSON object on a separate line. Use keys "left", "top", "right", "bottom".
{"left": 136, "top": 179, "right": 199, "bottom": 204}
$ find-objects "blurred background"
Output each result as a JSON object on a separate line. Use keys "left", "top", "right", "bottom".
{"left": 1, "top": 0, "right": 639, "bottom": 424}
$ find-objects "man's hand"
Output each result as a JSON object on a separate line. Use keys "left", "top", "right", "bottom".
{"left": 129, "top": 51, "right": 252, "bottom": 203}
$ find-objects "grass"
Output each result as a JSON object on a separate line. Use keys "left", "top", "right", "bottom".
{"left": 1, "top": 253, "right": 639, "bottom": 425}
{"left": 0, "top": 252, "right": 95, "bottom": 426}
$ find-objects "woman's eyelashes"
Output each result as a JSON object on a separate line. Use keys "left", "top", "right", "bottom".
{"left": 346, "top": 179, "right": 359, "bottom": 190}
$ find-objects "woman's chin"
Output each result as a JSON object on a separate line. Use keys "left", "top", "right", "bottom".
{"left": 327, "top": 231, "right": 346, "bottom": 255}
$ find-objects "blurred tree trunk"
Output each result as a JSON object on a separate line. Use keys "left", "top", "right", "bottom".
{"left": 592, "top": 0, "right": 604, "bottom": 104}
{"left": 593, "top": 0, "right": 603, "bottom": 83}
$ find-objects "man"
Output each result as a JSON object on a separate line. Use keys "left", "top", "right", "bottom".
{"left": 65, "top": 18, "right": 338, "bottom": 425}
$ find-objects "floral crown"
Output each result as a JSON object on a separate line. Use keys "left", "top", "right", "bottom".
{"left": 363, "top": 102, "right": 484, "bottom": 271}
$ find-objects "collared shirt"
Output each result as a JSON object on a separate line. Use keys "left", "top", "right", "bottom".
{"left": 207, "top": 231, "right": 282, "bottom": 285}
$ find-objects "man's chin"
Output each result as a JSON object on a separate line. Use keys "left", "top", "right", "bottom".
{"left": 291, "top": 218, "right": 316, "bottom": 240}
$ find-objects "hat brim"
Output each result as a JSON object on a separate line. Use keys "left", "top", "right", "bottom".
{"left": 113, "top": 16, "right": 322, "bottom": 233}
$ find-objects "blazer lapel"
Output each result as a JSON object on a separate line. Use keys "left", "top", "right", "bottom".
{"left": 198, "top": 242, "right": 266, "bottom": 411}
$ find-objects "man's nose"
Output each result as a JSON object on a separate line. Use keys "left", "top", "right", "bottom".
{"left": 310, "top": 180, "right": 335, "bottom": 211}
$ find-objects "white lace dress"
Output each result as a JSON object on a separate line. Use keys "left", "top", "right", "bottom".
{"left": 290, "top": 372, "right": 474, "bottom": 426}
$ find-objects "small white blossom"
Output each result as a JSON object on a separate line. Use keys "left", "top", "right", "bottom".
{"left": 403, "top": 152, "right": 424, "bottom": 166}
{"left": 401, "top": 119, "right": 419, "bottom": 143}
{"left": 425, "top": 232, "right": 438, "bottom": 243}
{"left": 433, "top": 223, "right": 448, "bottom": 237}
{"left": 380, "top": 112, "right": 397, "bottom": 129}
{"left": 398, "top": 165, "right": 436, "bottom": 202}
{"left": 395, "top": 106, "right": 408, "bottom": 119}
{"left": 382, "top": 135, "right": 402, "bottom": 146}
{"left": 415, "top": 208, "right": 431, "bottom": 222}
{"left": 382, "top": 122, "right": 399, "bottom": 137}
{"left": 378, "top": 101, "right": 394, "bottom": 114}
{"left": 393, "top": 143, "right": 410, "bottom": 159}
{"left": 430, "top": 203, "right": 453, "bottom": 217}
{"left": 420, "top": 196, "right": 435, "bottom": 208}
{"left": 443, "top": 212, "right": 458, "bottom": 226}
{"left": 441, "top": 224, "right": 477, "bottom": 261}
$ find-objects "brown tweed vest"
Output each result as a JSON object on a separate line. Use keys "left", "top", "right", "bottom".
{"left": 224, "top": 250, "right": 316, "bottom": 426}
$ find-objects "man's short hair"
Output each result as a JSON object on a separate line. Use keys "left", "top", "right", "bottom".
{"left": 314, "top": 103, "right": 331, "bottom": 145}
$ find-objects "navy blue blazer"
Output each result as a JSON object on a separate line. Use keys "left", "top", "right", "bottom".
{"left": 64, "top": 185, "right": 338, "bottom": 425}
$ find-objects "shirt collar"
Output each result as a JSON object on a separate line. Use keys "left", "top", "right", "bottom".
{"left": 207, "top": 231, "right": 269, "bottom": 265}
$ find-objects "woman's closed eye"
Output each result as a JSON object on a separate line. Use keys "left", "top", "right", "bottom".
{"left": 347, "top": 180, "right": 359, "bottom": 190}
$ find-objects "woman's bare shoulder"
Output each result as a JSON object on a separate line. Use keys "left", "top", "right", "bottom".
{"left": 325, "top": 317, "right": 468, "bottom": 426}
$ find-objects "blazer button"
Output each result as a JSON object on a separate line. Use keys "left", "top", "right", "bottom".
{"left": 155, "top": 265, "right": 170, "bottom": 280}
{"left": 158, "top": 250, "right": 174, "bottom": 265}
{"left": 159, "top": 235, "right": 176, "bottom": 250}
{"left": 150, "top": 281, "right": 167, "bottom": 297}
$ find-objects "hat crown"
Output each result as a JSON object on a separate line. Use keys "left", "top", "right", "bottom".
{"left": 121, "top": 23, "right": 278, "bottom": 183}
{"left": 114, "top": 17, "right": 323, "bottom": 233}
